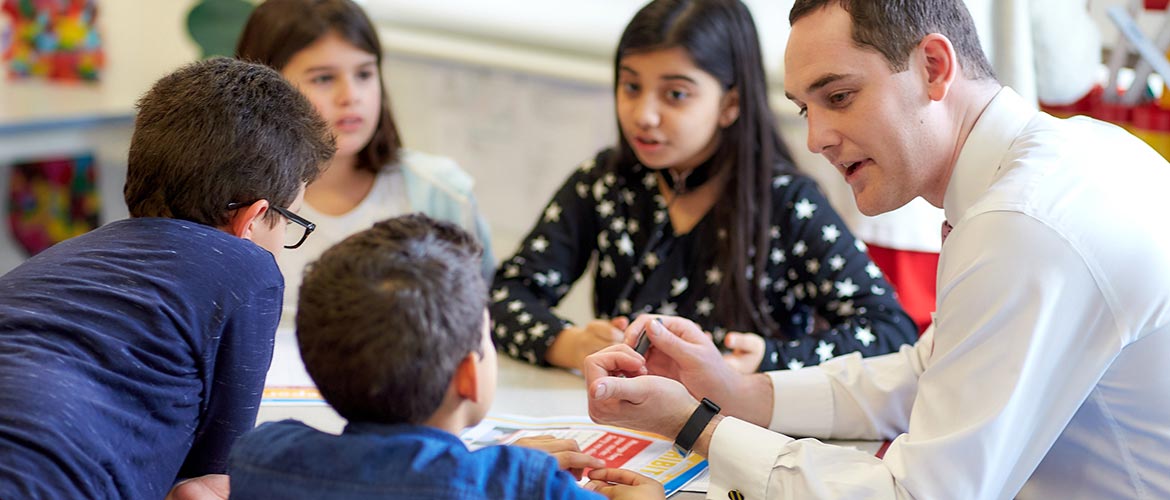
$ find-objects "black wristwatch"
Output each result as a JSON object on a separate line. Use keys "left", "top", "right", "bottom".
{"left": 673, "top": 397, "right": 720, "bottom": 456}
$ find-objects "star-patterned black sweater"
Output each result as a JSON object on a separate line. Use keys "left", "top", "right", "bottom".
{"left": 490, "top": 149, "right": 917, "bottom": 370}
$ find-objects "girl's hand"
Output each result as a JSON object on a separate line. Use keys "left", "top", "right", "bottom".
{"left": 546, "top": 320, "right": 626, "bottom": 370}
{"left": 722, "top": 331, "right": 766, "bottom": 373}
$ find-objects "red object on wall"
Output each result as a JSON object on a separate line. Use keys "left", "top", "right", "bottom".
{"left": 1146, "top": 0, "right": 1169, "bottom": 10}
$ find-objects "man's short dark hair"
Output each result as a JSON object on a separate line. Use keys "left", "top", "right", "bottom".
{"left": 790, "top": 0, "right": 996, "bottom": 81}
{"left": 296, "top": 214, "right": 488, "bottom": 424}
{"left": 124, "top": 57, "right": 334, "bottom": 227}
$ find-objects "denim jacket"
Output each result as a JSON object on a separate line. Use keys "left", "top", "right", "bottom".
{"left": 229, "top": 420, "right": 603, "bottom": 500}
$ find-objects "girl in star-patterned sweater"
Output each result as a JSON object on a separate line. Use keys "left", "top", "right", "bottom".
{"left": 490, "top": 0, "right": 917, "bottom": 371}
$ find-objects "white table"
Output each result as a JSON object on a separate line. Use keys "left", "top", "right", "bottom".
{"left": 257, "top": 331, "right": 879, "bottom": 498}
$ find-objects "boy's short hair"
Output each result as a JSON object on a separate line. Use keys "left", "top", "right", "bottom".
{"left": 296, "top": 214, "right": 488, "bottom": 424}
{"left": 789, "top": 0, "right": 996, "bottom": 81}
{"left": 124, "top": 57, "right": 334, "bottom": 227}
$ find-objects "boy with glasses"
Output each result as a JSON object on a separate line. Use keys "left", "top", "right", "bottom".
{"left": 0, "top": 57, "right": 334, "bottom": 499}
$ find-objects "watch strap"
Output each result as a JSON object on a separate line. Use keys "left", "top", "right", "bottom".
{"left": 673, "top": 397, "right": 720, "bottom": 456}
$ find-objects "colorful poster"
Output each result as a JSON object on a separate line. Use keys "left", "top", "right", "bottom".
{"left": 2, "top": 0, "right": 103, "bottom": 81}
{"left": 7, "top": 153, "right": 100, "bottom": 256}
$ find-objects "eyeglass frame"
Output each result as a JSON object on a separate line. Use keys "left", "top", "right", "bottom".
{"left": 226, "top": 201, "right": 316, "bottom": 249}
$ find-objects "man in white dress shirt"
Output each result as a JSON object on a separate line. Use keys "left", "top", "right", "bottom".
{"left": 583, "top": 1, "right": 1170, "bottom": 498}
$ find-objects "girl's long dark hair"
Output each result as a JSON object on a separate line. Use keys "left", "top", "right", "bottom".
{"left": 236, "top": 0, "right": 402, "bottom": 173}
{"left": 612, "top": 0, "right": 795, "bottom": 336}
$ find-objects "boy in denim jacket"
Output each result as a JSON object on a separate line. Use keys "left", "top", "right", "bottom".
{"left": 229, "top": 214, "right": 664, "bottom": 499}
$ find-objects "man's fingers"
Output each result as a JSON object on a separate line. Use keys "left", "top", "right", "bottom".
{"left": 587, "top": 467, "right": 656, "bottom": 486}
{"left": 582, "top": 346, "right": 645, "bottom": 383}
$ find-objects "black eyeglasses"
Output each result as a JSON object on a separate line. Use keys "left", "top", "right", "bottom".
{"left": 226, "top": 201, "right": 316, "bottom": 249}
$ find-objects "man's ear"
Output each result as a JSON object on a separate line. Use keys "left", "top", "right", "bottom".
{"left": 719, "top": 87, "right": 741, "bottom": 128}
{"left": 919, "top": 33, "right": 959, "bottom": 102}
{"left": 453, "top": 352, "right": 480, "bottom": 403}
{"left": 226, "top": 200, "right": 270, "bottom": 241}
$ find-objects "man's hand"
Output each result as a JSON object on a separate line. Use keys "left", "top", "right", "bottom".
{"left": 722, "top": 331, "right": 766, "bottom": 374}
{"left": 583, "top": 344, "right": 696, "bottom": 437}
{"left": 622, "top": 315, "right": 773, "bottom": 426}
{"left": 513, "top": 435, "right": 604, "bottom": 480}
{"left": 546, "top": 318, "right": 627, "bottom": 370}
{"left": 584, "top": 468, "right": 666, "bottom": 500}
{"left": 165, "top": 474, "right": 229, "bottom": 500}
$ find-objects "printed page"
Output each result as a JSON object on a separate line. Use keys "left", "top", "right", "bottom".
{"left": 462, "top": 414, "right": 707, "bottom": 497}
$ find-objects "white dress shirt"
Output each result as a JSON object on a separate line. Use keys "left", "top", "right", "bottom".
{"left": 705, "top": 88, "right": 1170, "bottom": 499}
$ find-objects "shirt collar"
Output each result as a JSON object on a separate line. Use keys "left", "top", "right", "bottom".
{"left": 942, "top": 87, "right": 1037, "bottom": 224}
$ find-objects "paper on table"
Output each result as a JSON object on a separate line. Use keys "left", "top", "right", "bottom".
{"left": 462, "top": 414, "right": 707, "bottom": 497}
{"left": 262, "top": 327, "right": 326, "bottom": 405}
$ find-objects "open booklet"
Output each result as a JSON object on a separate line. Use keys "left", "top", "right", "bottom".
{"left": 461, "top": 414, "right": 708, "bottom": 497}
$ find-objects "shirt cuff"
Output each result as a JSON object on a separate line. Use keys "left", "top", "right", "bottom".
{"left": 707, "top": 417, "right": 793, "bottom": 500}
{"left": 767, "top": 366, "right": 833, "bottom": 437}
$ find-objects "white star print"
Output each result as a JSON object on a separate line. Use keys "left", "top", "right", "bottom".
{"left": 604, "top": 173, "right": 616, "bottom": 186}
{"left": 821, "top": 224, "right": 841, "bottom": 243}
{"left": 670, "top": 277, "right": 688, "bottom": 297}
{"left": 530, "top": 236, "right": 549, "bottom": 253}
{"left": 855, "top": 326, "right": 875, "bottom": 346}
{"left": 696, "top": 298, "right": 714, "bottom": 316}
{"left": 793, "top": 240, "right": 808, "bottom": 257}
{"left": 866, "top": 262, "right": 882, "bottom": 279}
{"left": 618, "top": 299, "right": 632, "bottom": 314}
{"left": 829, "top": 254, "right": 845, "bottom": 271}
{"left": 495, "top": 325, "right": 506, "bottom": 337}
{"left": 616, "top": 233, "right": 634, "bottom": 256}
{"left": 654, "top": 210, "right": 666, "bottom": 223}
{"left": 610, "top": 217, "right": 626, "bottom": 232}
{"left": 634, "top": 270, "right": 644, "bottom": 284}
{"left": 576, "top": 182, "right": 589, "bottom": 198}
{"left": 771, "top": 351, "right": 779, "bottom": 365}
{"left": 524, "top": 351, "right": 537, "bottom": 364}
{"left": 597, "top": 231, "right": 610, "bottom": 250}
{"left": 816, "top": 340, "right": 836, "bottom": 362}
{"left": 855, "top": 240, "right": 867, "bottom": 252}
{"left": 871, "top": 285, "right": 887, "bottom": 296}
{"left": 643, "top": 173, "right": 657, "bottom": 189}
{"left": 782, "top": 293, "right": 796, "bottom": 309}
{"left": 794, "top": 198, "right": 817, "bottom": 219}
{"left": 529, "top": 322, "right": 548, "bottom": 338}
{"left": 621, "top": 189, "right": 636, "bottom": 205}
{"left": 580, "top": 158, "right": 595, "bottom": 172}
{"left": 508, "top": 345, "right": 519, "bottom": 357}
{"left": 593, "top": 181, "right": 608, "bottom": 201}
{"left": 600, "top": 256, "right": 617, "bottom": 278}
{"left": 546, "top": 270, "right": 561, "bottom": 286}
{"left": 706, "top": 267, "right": 722, "bottom": 285}
{"left": 543, "top": 202, "right": 562, "bottom": 223}
{"left": 492, "top": 288, "right": 508, "bottom": 302}
{"left": 597, "top": 200, "right": 615, "bottom": 218}
{"left": 806, "top": 259, "right": 820, "bottom": 274}
{"left": 773, "top": 175, "right": 792, "bottom": 187}
{"left": 507, "top": 300, "right": 523, "bottom": 312}
{"left": 770, "top": 226, "right": 781, "bottom": 239}
{"left": 835, "top": 277, "right": 860, "bottom": 297}
{"left": 517, "top": 312, "right": 532, "bottom": 325}
{"left": 513, "top": 332, "right": 527, "bottom": 344}
{"left": 658, "top": 301, "right": 678, "bottom": 316}
{"left": 787, "top": 359, "right": 805, "bottom": 370}
{"left": 820, "top": 280, "right": 833, "bottom": 294}
{"left": 770, "top": 248, "right": 785, "bottom": 264}
{"left": 838, "top": 300, "right": 856, "bottom": 316}
{"left": 644, "top": 252, "right": 659, "bottom": 269}
{"left": 627, "top": 219, "right": 640, "bottom": 234}
{"left": 504, "top": 264, "right": 519, "bottom": 278}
